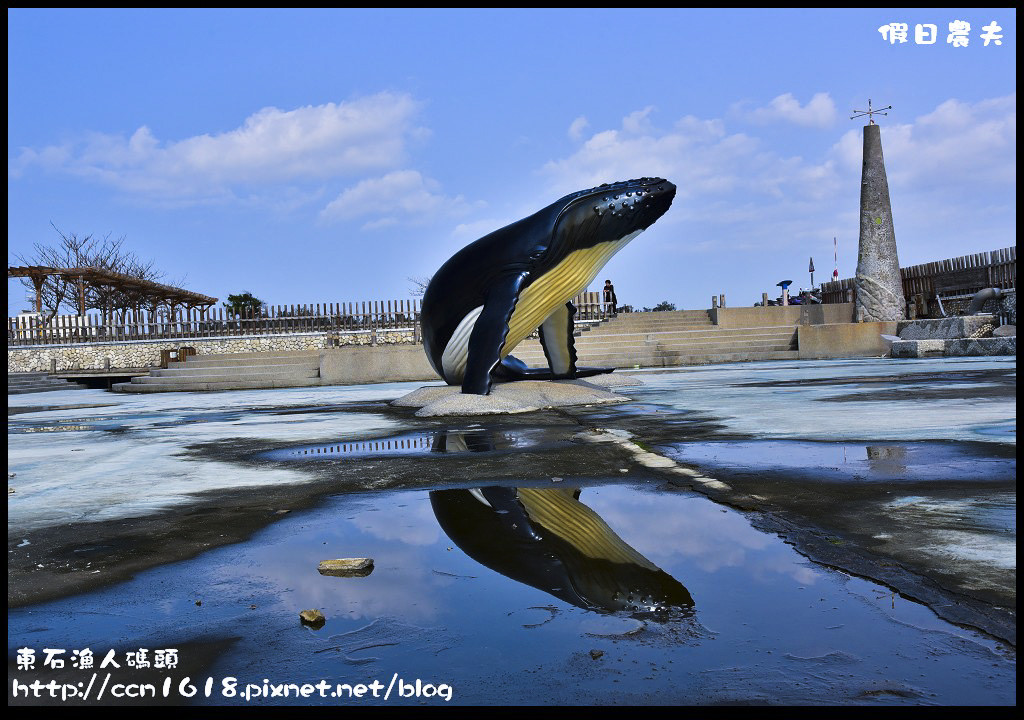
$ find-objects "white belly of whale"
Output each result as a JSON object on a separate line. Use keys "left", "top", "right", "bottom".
{"left": 441, "top": 305, "right": 484, "bottom": 382}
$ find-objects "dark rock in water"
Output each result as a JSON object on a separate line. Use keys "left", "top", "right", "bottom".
{"left": 590, "top": 649, "right": 605, "bottom": 660}
{"left": 318, "top": 558, "right": 374, "bottom": 577}
{"left": 300, "top": 609, "right": 326, "bottom": 628}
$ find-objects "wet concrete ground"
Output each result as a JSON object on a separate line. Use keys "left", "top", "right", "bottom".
{"left": 7, "top": 358, "right": 1016, "bottom": 705}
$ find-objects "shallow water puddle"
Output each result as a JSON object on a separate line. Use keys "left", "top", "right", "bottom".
{"left": 261, "top": 428, "right": 561, "bottom": 461}
{"left": 662, "top": 440, "right": 1014, "bottom": 483}
{"left": 8, "top": 483, "right": 1013, "bottom": 705}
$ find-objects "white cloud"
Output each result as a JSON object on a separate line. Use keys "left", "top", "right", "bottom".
{"left": 535, "top": 93, "right": 1014, "bottom": 275}
{"left": 9, "top": 92, "right": 426, "bottom": 203}
{"left": 568, "top": 116, "right": 589, "bottom": 141}
{"left": 622, "top": 106, "right": 656, "bottom": 135}
{"left": 543, "top": 94, "right": 1014, "bottom": 230}
{"left": 746, "top": 92, "right": 838, "bottom": 128}
{"left": 319, "top": 169, "right": 474, "bottom": 228}
{"left": 830, "top": 93, "right": 1016, "bottom": 189}
{"left": 541, "top": 107, "right": 838, "bottom": 208}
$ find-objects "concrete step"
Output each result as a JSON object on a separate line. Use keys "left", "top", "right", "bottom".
{"left": 156, "top": 362, "right": 319, "bottom": 377}
{"left": 9, "top": 383, "right": 91, "bottom": 394}
{"left": 518, "top": 350, "right": 801, "bottom": 368}
{"left": 587, "top": 320, "right": 714, "bottom": 331}
{"left": 9, "top": 376, "right": 89, "bottom": 385}
{"left": 519, "top": 325, "right": 797, "bottom": 342}
{"left": 182, "top": 349, "right": 320, "bottom": 359}
{"left": 169, "top": 355, "right": 320, "bottom": 369}
{"left": 130, "top": 366, "right": 320, "bottom": 384}
{"left": 171, "top": 349, "right": 319, "bottom": 362}
{"left": 513, "top": 342, "right": 798, "bottom": 363}
{"left": 602, "top": 310, "right": 712, "bottom": 323}
{"left": 112, "top": 377, "right": 323, "bottom": 393}
{"left": 112, "top": 349, "right": 324, "bottom": 393}
{"left": 514, "top": 344, "right": 797, "bottom": 363}
{"left": 626, "top": 350, "right": 801, "bottom": 366}
{"left": 8, "top": 373, "right": 91, "bottom": 394}
{"left": 507, "top": 310, "right": 799, "bottom": 369}
{"left": 513, "top": 329, "right": 797, "bottom": 355}
{"left": 578, "top": 327, "right": 796, "bottom": 343}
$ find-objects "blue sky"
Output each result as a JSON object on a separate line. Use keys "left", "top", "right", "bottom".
{"left": 7, "top": 8, "right": 1016, "bottom": 317}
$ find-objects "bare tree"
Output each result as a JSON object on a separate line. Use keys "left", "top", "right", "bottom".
{"left": 407, "top": 276, "right": 432, "bottom": 298}
{"left": 14, "top": 223, "right": 168, "bottom": 325}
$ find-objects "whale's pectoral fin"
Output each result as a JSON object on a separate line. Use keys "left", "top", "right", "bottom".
{"left": 462, "top": 272, "right": 528, "bottom": 395}
{"left": 479, "top": 487, "right": 542, "bottom": 541}
{"left": 539, "top": 302, "right": 579, "bottom": 378}
{"left": 494, "top": 354, "right": 558, "bottom": 381}
{"left": 539, "top": 301, "right": 615, "bottom": 379}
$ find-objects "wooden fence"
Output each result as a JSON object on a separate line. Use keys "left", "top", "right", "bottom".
{"left": 9, "top": 299, "right": 421, "bottom": 346}
{"left": 9, "top": 292, "right": 611, "bottom": 346}
{"left": 820, "top": 246, "right": 1016, "bottom": 305}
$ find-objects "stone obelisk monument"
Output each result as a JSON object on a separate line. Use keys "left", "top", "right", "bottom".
{"left": 853, "top": 101, "right": 905, "bottom": 322}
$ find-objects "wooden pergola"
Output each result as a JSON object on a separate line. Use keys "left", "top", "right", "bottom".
{"left": 8, "top": 265, "right": 217, "bottom": 319}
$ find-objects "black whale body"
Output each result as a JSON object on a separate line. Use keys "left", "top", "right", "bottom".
{"left": 420, "top": 177, "right": 676, "bottom": 394}
{"left": 429, "top": 486, "right": 694, "bottom": 614}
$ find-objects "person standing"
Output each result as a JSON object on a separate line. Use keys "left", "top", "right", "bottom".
{"left": 603, "top": 279, "right": 617, "bottom": 316}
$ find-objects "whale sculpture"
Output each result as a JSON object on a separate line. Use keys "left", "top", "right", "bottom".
{"left": 420, "top": 177, "right": 676, "bottom": 394}
{"left": 430, "top": 486, "right": 693, "bottom": 614}
{"left": 428, "top": 429, "right": 693, "bottom": 613}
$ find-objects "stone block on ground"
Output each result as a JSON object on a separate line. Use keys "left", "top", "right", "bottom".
{"left": 393, "top": 378, "right": 634, "bottom": 417}
{"left": 944, "top": 337, "right": 1016, "bottom": 357}
{"left": 890, "top": 340, "right": 946, "bottom": 358}
{"left": 318, "top": 558, "right": 374, "bottom": 577}
{"left": 890, "top": 337, "right": 1016, "bottom": 359}
{"left": 896, "top": 315, "right": 996, "bottom": 341}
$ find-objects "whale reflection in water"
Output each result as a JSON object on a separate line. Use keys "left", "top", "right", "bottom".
{"left": 430, "top": 483, "right": 693, "bottom": 614}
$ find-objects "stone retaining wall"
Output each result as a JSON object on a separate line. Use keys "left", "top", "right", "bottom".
{"left": 7, "top": 330, "right": 417, "bottom": 372}
{"left": 890, "top": 336, "right": 1016, "bottom": 358}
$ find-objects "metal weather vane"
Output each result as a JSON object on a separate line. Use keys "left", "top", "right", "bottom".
{"left": 850, "top": 99, "right": 891, "bottom": 125}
